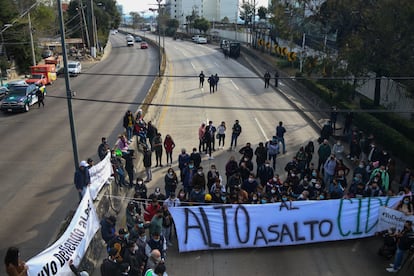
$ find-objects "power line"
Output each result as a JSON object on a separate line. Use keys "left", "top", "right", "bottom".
{"left": 46, "top": 95, "right": 414, "bottom": 113}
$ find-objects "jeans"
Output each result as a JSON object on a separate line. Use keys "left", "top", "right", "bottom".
{"left": 278, "top": 137, "right": 286, "bottom": 153}
{"left": 126, "top": 126, "right": 133, "bottom": 141}
{"left": 392, "top": 248, "right": 406, "bottom": 269}
{"left": 145, "top": 167, "right": 152, "bottom": 181}
{"left": 230, "top": 133, "right": 239, "bottom": 148}
{"left": 162, "top": 226, "right": 172, "bottom": 244}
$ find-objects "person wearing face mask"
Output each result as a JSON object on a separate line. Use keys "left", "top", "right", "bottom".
{"left": 191, "top": 166, "right": 206, "bottom": 192}
{"left": 149, "top": 209, "right": 164, "bottom": 237}
{"left": 267, "top": 138, "right": 280, "bottom": 170}
{"left": 207, "top": 164, "right": 220, "bottom": 192}
{"left": 135, "top": 178, "right": 148, "bottom": 201}
{"left": 332, "top": 140, "right": 344, "bottom": 161}
{"left": 257, "top": 160, "right": 274, "bottom": 187}
{"left": 164, "top": 168, "right": 178, "bottom": 196}
{"left": 369, "top": 165, "right": 390, "bottom": 192}
{"left": 396, "top": 196, "right": 414, "bottom": 216}
{"left": 353, "top": 161, "right": 369, "bottom": 184}
{"left": 123, "top": 241, "right": 145, "bottom": 276}
{"left": 242, "top": 173, "right": 259, "bottom": 197}
{"left": 145, "top": 247, "right": 164, "bottom": 272}
{"left": 182, "top": 161, "right": 197, "bottom": 195}
{"left": 189, "top": 186, "right": 206, "bottom": 204}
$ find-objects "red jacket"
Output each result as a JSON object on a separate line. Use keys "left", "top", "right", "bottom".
{"left": 144, "top": 203, "right": 160, "bottom": 222}
{"left": 164, "top": 137, "right": 175, "bottom": 153}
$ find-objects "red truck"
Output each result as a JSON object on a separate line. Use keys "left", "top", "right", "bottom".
{"left": 25, "top": 64, "right": 57, "bottom": 85}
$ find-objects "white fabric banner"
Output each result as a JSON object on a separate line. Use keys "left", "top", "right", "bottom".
{"left": 376, "top": 206, "right": 414, "bottom": 232}
{"left": 89, "top": 152, "right": 113, "bottom": 200}
{"left": 169, "top": 196, "right": 402, "bottom": 252}
{"left": 27, "top": 187, "right": 100, "bottom": 275}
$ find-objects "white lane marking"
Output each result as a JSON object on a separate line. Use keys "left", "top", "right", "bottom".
{"left": 230, "top": 80, "right": 239, "bottom": 90}
{"left": 191, "top": 62, "right": 196, "bottom": 70}
{"left": 255, "top": 117, "right": 268, "bottom": 141}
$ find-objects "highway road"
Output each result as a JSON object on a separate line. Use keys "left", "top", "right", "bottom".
{"left": 138, "top": 33, "right": 400, "bottom": 276}
{"left": 0, "top": 33, "right": 158, "bottom": 262}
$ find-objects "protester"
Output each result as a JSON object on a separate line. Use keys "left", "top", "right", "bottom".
{"left": 74, "top": 160, "right": 91, "bottom": 201}
{"left": 4, "top": 247, "right": 27, "bottom": 276}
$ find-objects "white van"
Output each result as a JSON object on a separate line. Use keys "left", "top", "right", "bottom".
{"left": 67, "top": 61, "right": 82, "bottom": 76}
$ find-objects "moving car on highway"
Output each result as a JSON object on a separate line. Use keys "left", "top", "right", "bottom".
{"left": 67, "top": 61, "right": 82, "bottom": 77}
{"left": 140, "top": 42, "right": 148, "bottom": 49}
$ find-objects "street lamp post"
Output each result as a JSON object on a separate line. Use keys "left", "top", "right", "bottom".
{"left": 156, "top": 0, "right": 162, "bottom": 77}
{"left": 28, "top": 12, "right": 36, "bottom": 66}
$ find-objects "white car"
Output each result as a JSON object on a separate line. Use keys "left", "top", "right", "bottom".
{"left": 196, "top": 37, "right": 207, "bottom": 44}
{"left": 67, "top": 61, "right": 82, "bottom": 76}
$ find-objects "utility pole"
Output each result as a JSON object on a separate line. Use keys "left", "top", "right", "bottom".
{"left": 156, "top": 0, "right": 162, "bottom": 76}
{"left": 28, "top": 12, "right": 36, "bottom": 66}
{"left": 57, "top": 0, "right": 79, "bottom": 170}
{"left": 87, "top": 0, "right": 96, "bottom": 57}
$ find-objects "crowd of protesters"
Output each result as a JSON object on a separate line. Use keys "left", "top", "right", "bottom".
{"left": 95, "top": 108, "right": 414, "bottom": 275}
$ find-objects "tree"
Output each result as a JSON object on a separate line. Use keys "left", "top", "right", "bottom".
{"left": 221, "top": 16, "right": 229, "bottom": 23}
{"left": 314, "top": 0, "right": 414, "bottom": 104}
{"left": 257, "top": 6, "right": 267, "bottom": 20}
{"left": 239, "top": 2, "right": 254, "bottom": 25}
{"left": 193, "top": 18, "right": 209, "bottom": 33}
{"left": 165, "top": 18, "right": 179, "bottom": 36}
{"left": 130, "top": 12, "right": 143, "bottom": 31}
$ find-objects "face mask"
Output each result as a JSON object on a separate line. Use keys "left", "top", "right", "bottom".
{"left": 248, "top": 178, "right": 254, "bottom": 182}
{"left": 359, "top": 164, "right": 364, "bottom": 168}
{"left": 198, "top": 171, "right": 203, "bottom": 175}
{"left": 139, "top": 235, "right": 146, "bottom": 242}
{"left": 153, "top": 238, "right": 160, "bottom": 242}
{"left": 312, "top": 172, "right": 317, "bottom": 177}
{"left": 315, "top": 184, "right": 321, "bottom": 189}
{"left": 271, "top": 189, "right": 276, "bottom": 194}
{"left": 168, "top": 172, "right": 173, "bottom": 176}
{"left": 282, "top": 197, "right": 287, "bottom": 201}
{"left": 261, "top": 199, "right": 267, "bottom": 204}
{"left": 244, "top": 158, "right": 248, "bottom": 161}
{"left": 189, "top": 165, "right": 194, "bottom": 169}
{"left": 404, "top": 200, "right": 410, "bottom": 204}
{"left": 138, "top": 181, "right": 143, "bottom": 185}
{"left": 221, "top": 196, "right": 226, "bottom": 201}
{"left": 252, "top": 196, "right": 258, "bottom": 200}
{"left": 320, "top": 195, "right": 325, "bottom": 200}
{"left": 304, "top": 178, "right": 308, "bottom": 182}
{"left": 179, "top": 192, "right": 185, "bottom": 197}
{"left": 265, "top": 164, "right": 270, "bottom": 167}
{"left": 291, "top": 174, "right": 295, "bottom": 177}
{"left": 273, "top": 177, "right": 277, "bottom": 181}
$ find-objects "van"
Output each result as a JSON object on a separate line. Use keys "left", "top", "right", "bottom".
{"left": 67, "top": 61, "right": 82, "bottom": 76}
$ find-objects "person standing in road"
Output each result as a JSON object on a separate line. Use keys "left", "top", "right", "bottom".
{"left": 152, "top": 133, "right": 163, "bottom": 167}
{"left": 274, "top": 71, "right": 279, "bottom": 87}
{"left": 199, "top": 71, "right": 205, "bottom": 88}
{"left": 143, "top": 146, "right": 153, "bottom": 182}
{"left": 98, "top": 137, "right": 110, "bottom": 161}
{"left": 214, "top": 73, "right": 219, "bottom": 91}
{"left": 198, "top": 122, "right": 206, "bottom": 153}
{"left": 204, "top": 121, "right": 215, "bottom": 159}
{"left": 146, "top": 121, "right": 158, "bottom": 151}
{"left": 163, "top": 134, "right": 175, "bottom": 166}
{"left": 123, "top": 110, "right": 135, "bottom": 143}
{"left": 36, "top": 85, "right": 45, "bottom": 108}
{"left": 317, "top": 139, "right": 331, "bottom": 173}
{"left": 74, "top": 160, "right": 91, "bottom": 201}
{"left": 229, "top": 120, "right": 242, "bottom": 151}
{"left": 276, "top": 121, "right": 287, "bottom": 154}
{"left": 217, "top": 121, "right": 226, "bottom": 149}
{"left": 208, "top": 74, "right": 216, "bottom": 93}
{"left": 264, "top": 71, "right": 271, "bottom": 88}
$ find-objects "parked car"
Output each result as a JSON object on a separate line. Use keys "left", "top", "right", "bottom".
{"left": 0, "top": 84, "right": 39, "bottom": 112}
{"left": 196, "top": 37, "right": 207, "bottom": 44}
{"left": 140, "top": 42, "right": 148, "bottom": 49}
{"left": 192, "top": 35, "right": 201, "bottom": 42}
{"left": 135, "top": 36, "right": 142, "bottom": 42}
{"left": 67, "top": 61, "right": 82, "bottom": 76}
{"left": 41, "top": 49, "right": 53, "bottom": 59}
{"left": 0, "top": 86, "right": 8, "bottom": 100}
{"left": 5, "top": 80, "right": 28, "bottom": 88}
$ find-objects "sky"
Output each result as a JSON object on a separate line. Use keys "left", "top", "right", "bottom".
{"left": 116, "top": 0, "right": 269, "bottom": 15}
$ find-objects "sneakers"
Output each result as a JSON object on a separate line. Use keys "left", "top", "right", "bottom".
{"left": 386, "top": 267, "right": 398, "bottom": 273}
{"left": 208, "top": 156, "right": 214, "bottom": 160}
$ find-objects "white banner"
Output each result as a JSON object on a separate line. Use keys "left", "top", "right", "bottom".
{"left": 169, "top": 196, "right": 402, "bottom": 252}
{"left": 376, "top": 206, "right": 414, "bottom": 232}
{"left": 27, "top": 187, "right": 100, "bottom": 275}
{"left": 89, "top": 153, "right": 113, "bottom": 200}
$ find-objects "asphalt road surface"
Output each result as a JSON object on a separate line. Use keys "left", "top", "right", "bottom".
{"left": 135, "top": 33, "right": 405, "bottom": 276}
{"left": 0, "top": 33, "right": 158, "bottom": 262}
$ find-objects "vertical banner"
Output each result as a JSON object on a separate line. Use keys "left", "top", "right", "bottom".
{"left": 27, "top": 187, "right": 100, "bottom": 275}
{"left": 89, "top": 152, "right": 113, "bottom": 200}
{"left": 169, "top": 196, "right": 402, "bottom": 252}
